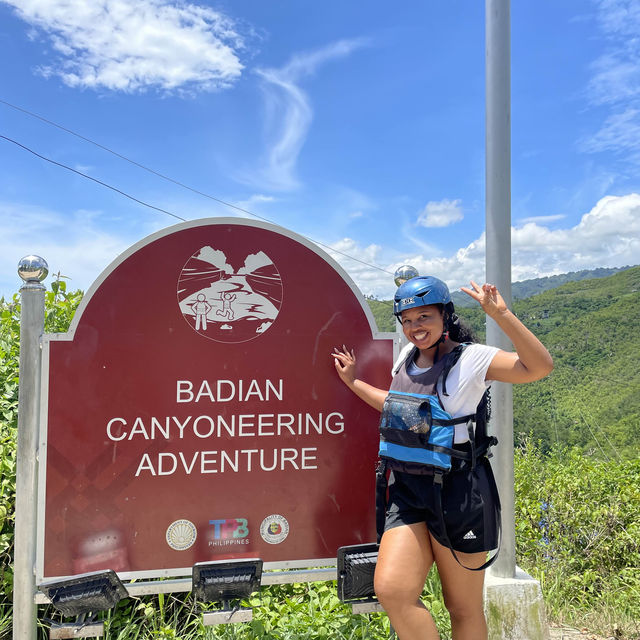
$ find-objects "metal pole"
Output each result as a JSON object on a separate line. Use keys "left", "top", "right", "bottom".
{"left": 485, "top": 0, "right": 516, "bottom": 578}
{"left": 13, "top": 256, "right": 48, "bottom": 640}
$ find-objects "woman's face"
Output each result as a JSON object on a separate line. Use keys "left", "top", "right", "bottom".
{"left": 400, "top": 304, "right": 445, "bottom": 350}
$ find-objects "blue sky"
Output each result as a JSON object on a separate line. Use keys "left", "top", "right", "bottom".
{"left": 1, "top": 0, "right": 640, "bottom": 300}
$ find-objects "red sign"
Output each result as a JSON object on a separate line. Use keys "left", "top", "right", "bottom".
{"left": 37, "top": 219, "right": 394, "bottom": 580}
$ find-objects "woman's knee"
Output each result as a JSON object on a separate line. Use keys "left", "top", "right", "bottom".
{"left": 442, "top": 592, "right": 484, "bottom": 622}
{"left": 373, "top": 568, "right": 397, "bottom": 604}
{"left": 374, "top": 568, "right": 421, "bottom": 608}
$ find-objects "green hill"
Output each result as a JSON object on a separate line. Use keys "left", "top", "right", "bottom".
{"left": 450, "top": 264, "right": 636, "bottom": 308}
{"left": 366, "top": 266, "right": 640, "bottom": 459}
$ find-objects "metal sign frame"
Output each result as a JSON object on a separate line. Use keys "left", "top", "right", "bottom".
{"left": 34, "top": 217, "right": 398, "bottom": 588}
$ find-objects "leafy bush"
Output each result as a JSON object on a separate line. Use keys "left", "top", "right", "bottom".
{"left": 0, "top": 282, "right": 84, "bottom": 617}
{"left": 33, "top": 573, "right": 448, "bottom": 640}
{"left": 515, "top": 440, "right": 640, "bottom": 637}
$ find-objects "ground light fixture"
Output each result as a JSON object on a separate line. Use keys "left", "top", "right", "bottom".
{"left": 337, "top": 543, "right": 385, "bottom": 614}
{"left": 192, "top": 558, "right": 263, "bottom": 625}
{"left": 38, "top": 569, "right": 129, "bottom": 638}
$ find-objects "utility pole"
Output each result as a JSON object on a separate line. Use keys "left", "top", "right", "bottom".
{"left": 485, "top": 0, "right": 515, "bottom": 578}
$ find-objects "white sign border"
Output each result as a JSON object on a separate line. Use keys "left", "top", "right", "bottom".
{"left": 36, "top": 217, "right": 398, "bottom": 585}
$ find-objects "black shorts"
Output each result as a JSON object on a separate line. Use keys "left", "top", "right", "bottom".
{"left": 383, "top": 455, "right": 500, "bottom": 554}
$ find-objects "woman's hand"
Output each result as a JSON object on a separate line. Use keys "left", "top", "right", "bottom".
{"left": 331, "top": 345, "right": 390, "bottom": 411}
{"left": 461, "top": 279, "right": 554, "bottom": 383}
{"left": 332, "top": 345, "right": 357, "bottom": 388}
{"left": 460, "top": 281, "right": 507, "bottom": 318}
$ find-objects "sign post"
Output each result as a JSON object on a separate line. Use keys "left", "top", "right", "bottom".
{"left": 14, "top": 256, "right": 48, "bottom": 640}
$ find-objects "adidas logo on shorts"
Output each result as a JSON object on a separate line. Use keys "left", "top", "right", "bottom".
{"left": 463, "top": 530, "right": 477, "bottom": 540}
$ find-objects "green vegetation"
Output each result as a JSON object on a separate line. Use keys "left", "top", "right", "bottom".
{"left": 512, "top": 266, "right": 640, "bottom": 459}
{"left": 364, "top": 295, "right": 396, "bottom": 333}
{"left": 1, "top": 271, "right": 639, "bottom": 638}
{"left": 515, "top": 440, "right": 640, "bottom": 637}
{"left": 450, "top": 265, "right": 636, "bottom": 307}
{"left": 0, "top": 280, "right": 83, "bottom": 634}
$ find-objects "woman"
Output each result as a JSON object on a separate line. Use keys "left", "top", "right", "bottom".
{"left": 332, "top": 276, "right": 553, "bottom": 640}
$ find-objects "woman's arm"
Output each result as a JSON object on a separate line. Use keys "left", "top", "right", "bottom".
{"left": 332, "top": 345, "right": 388, "bottom": 412}
{"left": 460, "top": 281, "right": 554, "bottom": 384}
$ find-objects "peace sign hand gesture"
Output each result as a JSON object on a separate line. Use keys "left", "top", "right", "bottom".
{"left": 460, "top": 280, "right": 508, "bottom": 318}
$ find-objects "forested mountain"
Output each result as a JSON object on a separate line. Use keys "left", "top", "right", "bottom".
{"left": 450, "top": 264, "right": 635, "bottom": 307}
{"left": 366, "top": 266, "right": 640, "bottom": 459}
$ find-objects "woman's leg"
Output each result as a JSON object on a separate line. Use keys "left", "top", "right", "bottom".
{"left": 430, "top": 534, "right": 487, "bottom": 640}
{"left": 374, "top": 523, "right": 439, "bottom": 640}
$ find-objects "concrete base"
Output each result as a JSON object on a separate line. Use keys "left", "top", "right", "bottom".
{"left": 350, "top": 600, "right": 385, "bottom": 615}
{"left": 49, "top": 622, "right": 104, "bottom": 638}
{"left": 484, "top": 566, "right": 549, "bottom": 640}
{"left": 201, "top": 608, "right": 253, "bottom": 625}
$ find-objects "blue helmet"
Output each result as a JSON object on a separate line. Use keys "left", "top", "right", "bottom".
{"left": 393, "top": 276, "right": 452, "bottom": 317}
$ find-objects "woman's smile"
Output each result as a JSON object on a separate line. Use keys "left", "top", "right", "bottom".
{"left": 412, "top": 330, "right": 429, "bottom": 343}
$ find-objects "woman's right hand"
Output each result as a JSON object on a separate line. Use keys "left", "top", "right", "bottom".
{"left": 331, "top": 345, "right": 388, "bottom": 411}
{"left": 332, "top": 345, "right": 356, "bottom": 388}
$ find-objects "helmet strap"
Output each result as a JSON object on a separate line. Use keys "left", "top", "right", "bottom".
{"left": 428, "top": 330, "right": 448, "bottom": 364}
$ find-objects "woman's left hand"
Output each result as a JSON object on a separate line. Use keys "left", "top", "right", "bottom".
{"left": 332, "top": 345, "right": 357, "bottom": 387}
{"left": 461, "top": 280, "right": 554, "bottom": 383}
{"left": 460, "top": 281, "right": 507, "bottom": 318}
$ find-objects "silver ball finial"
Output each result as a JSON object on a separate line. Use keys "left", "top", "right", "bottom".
{"left": 18, "top": 255, "right": 49, "bottom": 283}
{"left": 394, "top": 264, "right": 419, "bottom": 287}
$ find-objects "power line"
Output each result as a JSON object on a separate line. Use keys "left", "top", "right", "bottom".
{"left": 578, "top": 409, "right": 611, "bottom": 462}
{"left": 0, "top": 98, "right": 395, "bottom": 279}
{"left": 0, "top": 135, "right": 187, "bottom": 222}
{"left": 0, "top": 98, "right": 274, "bottom": 220}
{"left": 577, "top": 401, "right": 623, "bottom": 462}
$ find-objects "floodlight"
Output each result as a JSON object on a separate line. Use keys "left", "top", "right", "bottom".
{"left": 192, "top": 559, "right": 263, "bottom": 625}
{"left": 337, "top": 543, "right": 379, "bottom": 602}
{"left": 38, "top": 570, "right": 128, "bottom": 618}
{"left": 193, "top": 558, "right": 262, "bottom": 602}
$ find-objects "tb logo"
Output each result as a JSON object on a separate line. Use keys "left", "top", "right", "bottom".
{"left": 209, "top": 518, "right": 249, "bottom": 539}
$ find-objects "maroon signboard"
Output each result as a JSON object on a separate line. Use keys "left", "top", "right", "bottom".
{"left": 37, "top": 218, "right": 395, "bottom": 581}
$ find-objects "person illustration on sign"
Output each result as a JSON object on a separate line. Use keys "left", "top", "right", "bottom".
{"left": 216, "top": 291, "right": 237, "bottom": 320}
{"left": 192, "top": 294, "right": 212, "bottom": 331}
{"left": 332, "top": 276, "right": 553, "bottom": 640}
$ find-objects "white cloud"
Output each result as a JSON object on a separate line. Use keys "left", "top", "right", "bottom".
{"left": 3, "top": 0, "right": 246, "bottom": 92}
{"left": 4, "top": 194, "right": 638, "bottom": 307}
{"left": 588, "top": 53, "right": 640, "bottom": 107}
{"left": 596, "top": 0, "right": 640, "bottom": 38}
{"left": 232, "top": 194, "right": 276, "bottom": 213}
{"left": 582, "top": 0, "right": 640, "bottom": 159}
{"left": 323, "top": 237, "right": 389, "bottom": 291}
{"left": 417, "top": 199, "right": 463, "bottom": 228}
{"left": 517, "top": 214, "right": 566, "bottom": 225}
{"left": 247, "top": 39, "right": 368, "bottom": 191}
{"left": 579, "top": 108, "right": 640, "bottom": 155}
{"left": 589, "top": 0, "right": 640, "bottom": 105}
{"left": 326, "top": 193, "right": 640, "bottom": 299}
{"left": 0, "top": 202, "right": 150, "bottom": 298}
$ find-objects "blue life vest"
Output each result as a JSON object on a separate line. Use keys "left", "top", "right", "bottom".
{"left": 375, "top": 344, "right": 501, "bottom": 571}
{"left": 378, "top": 343, "right": 494, "bottom": 474}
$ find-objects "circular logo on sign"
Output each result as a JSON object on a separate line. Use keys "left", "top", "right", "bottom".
{"left": 166, "top": 519, "right": 197, "bottom": 551}
{"left": 177, "top": 246, "right": 283, "bottom": 343}
{"left": 260, "top": 515, "right": 289, "bottom": 544}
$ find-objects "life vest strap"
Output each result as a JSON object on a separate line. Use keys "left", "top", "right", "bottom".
{"left": 380, "top": 428, "right": 497, "bottom": 461}
{"left": 432, "top": 470, "right": 502, "bottom": 571}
